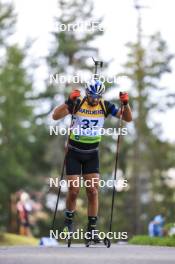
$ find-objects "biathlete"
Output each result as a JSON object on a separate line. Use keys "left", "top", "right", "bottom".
{"left": 52, "top": 79, "right": 132, "bottom": 242}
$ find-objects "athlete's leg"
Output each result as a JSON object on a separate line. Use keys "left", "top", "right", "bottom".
{"left": 83, "top": 173, "right": 99, "bottom": 216}
{"left": 83, "top": 173, "right": 100, "bottom": 242}
{"left": 82, "top": 151, "right": 100, "bottom": 241}
{"left": 82, "top": 151, "right": 100, "bottom": 216}
{"left": 64, "top": 149, "right": 81, "bottom": 230}
{"left": 66, "top": 175, "right": 80, "bottom": 211}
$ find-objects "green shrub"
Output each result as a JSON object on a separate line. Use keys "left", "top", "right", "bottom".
{"left": 0, "top": 232, "right": 38, "bottom": 246}
{"left": 129, "top": 235, "right": 175, "bottom": 247}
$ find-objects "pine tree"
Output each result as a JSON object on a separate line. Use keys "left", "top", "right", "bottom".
{"left": 47, "top": 0, "right": 104, "bottom": 104}
{"left": 119, "top": 18, "right": 175, "bottom": 234}
{"left": 0, "top": 1, "right": 49, "bottom": 229}
{"left": 0, "top": 1, "right": 16, "bottom": 47}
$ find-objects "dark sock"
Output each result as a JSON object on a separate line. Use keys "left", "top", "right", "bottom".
{"left": 88, "top": 216, "right": 98, "bottom": 228}
{"left": 64, "top": 210, "right": 75, "bottom": 225}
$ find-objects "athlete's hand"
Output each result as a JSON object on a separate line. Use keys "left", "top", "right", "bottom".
{"left": 119, "top": 92, "right": 129, "bottom": 106}
{"left": 69, "top": 89, "right": 81, "bottom": 100}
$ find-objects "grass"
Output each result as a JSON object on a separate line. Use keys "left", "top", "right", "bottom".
{"left": 0, "top": 232, "right": 39, "bottom": 246}
{"left": 129, "top": 235, "right": 175, "bottom": 247}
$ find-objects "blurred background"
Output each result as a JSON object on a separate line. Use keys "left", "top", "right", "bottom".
{"left": 0, "top": 0, "right": 175, "bottom": 245}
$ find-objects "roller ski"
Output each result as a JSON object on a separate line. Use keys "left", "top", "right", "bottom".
{"left": 84, "top": 225, "right": 111, "bottom": 248}
{"left": 63, "top": 219, "right": 73, "bottom": 247}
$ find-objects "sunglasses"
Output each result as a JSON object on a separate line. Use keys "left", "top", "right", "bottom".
{"left": 88, "top": 94, "right": 102, "bottom": 99}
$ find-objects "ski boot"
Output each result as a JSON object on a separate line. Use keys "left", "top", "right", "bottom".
{"left": 84, "top": 225, "right": 111, "bottom": 248}
{"left": 84, "top": 225, "right": 101, "bottom": 247}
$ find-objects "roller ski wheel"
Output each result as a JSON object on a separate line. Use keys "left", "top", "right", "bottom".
{"left": 85, "top": 239, "right": 90, "bottom": 247}
{"left": 84, "top": 233, "right": 100, "bottom": 247}
{"left": 85, "top": 239, "right": 100, "bottom": 247}
{"left": 63, "top": 226, "right": 73, "bottom": 248}
{"left": 103, "top": 237, "right": 111, "bottom": 248}
{"left": 84, "top": 227, "right": 110, "bottom": 248}
{"left": 85, "top": 237, "right": 111, "bottom": 248}
{"left": 67, "top": 238, "right": 72, "bottom": 247}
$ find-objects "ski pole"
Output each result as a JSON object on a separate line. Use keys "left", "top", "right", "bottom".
{"left": 92, "top": 57, "right": 103, "bottom": 80}
{"left": 51, "top": 102, "right": 77, "bottom": 231}
{"left": 109, "top": 102, "right": 124, "bottom": 233}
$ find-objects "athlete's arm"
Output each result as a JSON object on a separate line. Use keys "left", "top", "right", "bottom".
{"left": 116, "top": 92, "right": 132, "bottom": 122}
{"left": 52, "top": 104, "right": 70, "bottom": 120}
{"left": 52, "top": 89, "right": 81, "bottom": 120}
{"left": 116, "top": 104, "right": 132, "bottom": 122}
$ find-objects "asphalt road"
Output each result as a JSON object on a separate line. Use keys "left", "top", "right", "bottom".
{"left": 0, "top": 244, "right": 175, "bottom": 264}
